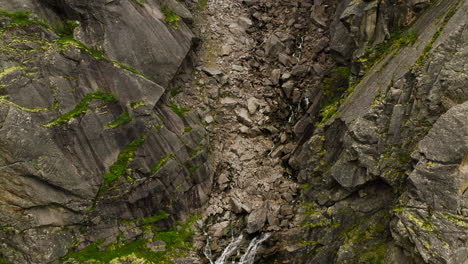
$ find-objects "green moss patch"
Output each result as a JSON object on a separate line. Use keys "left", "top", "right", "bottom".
{"left": 106, "top": 111, "right": 132, "bottom": 129}
{"left": 62, "top": 214, "right": 198, "bottom": 264}
{"left": 0, "top": 95, "right": 58, "bottom": 113}
{"left": 151, "top": 153, "right": 173, "bottom": 174}
{"left": 130, "top": 100, "right": 146, "bottom": 109}
{"left": 43, "top": 91, "right": 117, "bottom": 128}
{"left": 131, "top": 0, "right": 146, "bottom": 7}
{"left": 141, "top": 211, "right": 170, "bottom": 224}
{"left": 103, "top": 136, "right": 146, "bottom": 184}
{"left": 415, "top": 1, "right": 461, "bottom": 66}
{"left": 359, "top": 30, "right": 418, "bottom": 73}
{"left": 169, "top": 103, "right": 190, "bottom": 117}
{"left": 161, "top": 8, "right": 180, "bottom": 29}
{"left": 198, "top": 0, "right": 208, "bottom": 10}
{"left": 0, "top": 10, "right": 48, "bottom": 28}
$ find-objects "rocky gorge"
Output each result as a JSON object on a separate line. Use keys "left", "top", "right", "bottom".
{"left": 0, "top": 0, "right": 466, "bottom": 264}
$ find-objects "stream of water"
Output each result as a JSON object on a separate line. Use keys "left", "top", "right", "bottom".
{"left": 210, "top": 233, "right": 271, "bottom": 264}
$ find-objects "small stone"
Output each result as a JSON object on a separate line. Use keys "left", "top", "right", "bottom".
{"left": 280, "top": 133, "right": 288, "bottom": 143}
{"left": 221, "top": 45, "right": 232, "bottom": 56}
{"left": 291, "top": 65, "right": 309, "bottom": 77}
{"left": 232, "top": 65, "right": 243, "bottom": 71}
{"left": 270, "top": 69, "right": 281, "bottom": 85}
{"left": 278, "top": 53, "right": 295, "bottom": 66}
{"left": 204, "top": 115, "right": 214, "bottom": 124}
{"left": 236, "top": 108, "right": 253, "bottom": 125}
{"left": 281, "top": 80, "right": 295, "bottom": 98}
{"left": 202, "top": 67, "right": 223, "bottom": 76}
{"left": 281, "top": 72, "right": 292, "bottom": 80}
{"left": 265, "top": 35, "right": 284, "bottom": 57}
{"left": 239, "top": 125, "right": 250, "bottom": 134}
{"left": 247, "top": 98, "right": 259, "bottom": 114}
{"left": 238, "top": 16, "right": 253, "bottom": 30}
{"left": 220, "top": 97, "right": 238, "bottom": 106}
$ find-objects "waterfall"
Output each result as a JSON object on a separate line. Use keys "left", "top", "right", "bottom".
{"left": 215, "top": 234, "right": 244, "bottom": 264}
{"left": 213, "top": 233, "right": 271, "bottom": 264}
{"left": 239, "top": 233, "right": 271, "bottom": 264}
{"left": 204, "top": 235, "right": 214, "bottom": 264}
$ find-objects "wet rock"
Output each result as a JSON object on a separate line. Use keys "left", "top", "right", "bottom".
{"left": 247, "top": 208, "right": 267, "bottom": 233}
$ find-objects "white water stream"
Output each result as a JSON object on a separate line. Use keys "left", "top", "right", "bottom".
{"left": 210, "top": 233, "right": 271, "bottom": 264}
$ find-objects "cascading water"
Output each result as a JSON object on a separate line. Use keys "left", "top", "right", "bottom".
{"left": 212, "top": 233, "right": 271, "bottom": 264}
{"left": 239, "top": 233, "right": 271, "bottom": 264}
{"left": 215, "top": 234, "right": 244, "bottom": 264}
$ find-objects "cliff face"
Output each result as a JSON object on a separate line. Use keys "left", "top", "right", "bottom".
{"left": 288, "top": 0, "right": 467, "bottom": 263}
{"left": 0, "top": 1, "right": 211, "bottom": 263}
{"left": 0, "top": 0, "right": 466, "bottom": 263}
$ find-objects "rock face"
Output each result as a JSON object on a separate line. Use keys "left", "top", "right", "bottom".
{"left": 0, "top": 1, "right": 210, "bottom": 263}
{"left": 0, "top": 0, "right": 466, "bottom": 263}
{"left": 285, "top": 0, "right": 468, "bottom": 263}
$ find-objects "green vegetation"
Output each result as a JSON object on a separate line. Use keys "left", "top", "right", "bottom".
{"left": 169, "top": 103, "right": 190, "bottom": 116}
{"left": 0, "top": 255, "right": 9, "bottom": 264}
{"left": 103, "top": 136, "right": 146, "bottom": 184}
{"left": 359, "top": 30, "right": 418, "bottom": 73}
{"left": 161, "top": 8, "right": 180, "bottom": 29}
{"left": 406, "top": 212, "right": 434, "bottom": 231}
{"left": 316, "top": 29, "right": 418, "bottom": 126}
{"left": 131, "top": 0, "right": 145, "bottom": 7}
{"left": 316, "top": 66, "right": 351, "bottom": 125}
{"left": 170, "top": 87, "right": 183, "bottom": 97}
{"left": 54, "top": 20, "right": 79, "bottom": 37}
{"left": 106, "top": 111, "right": 132, "bottom": 128}
{"left": 141, "top": 211, "right": 170, "bottom": 224}
{"left": 130, "top": 100, "right": 146, "bottom": 109}
{"left": 188, "top": 165, "right": 201, "bottom": 174}
{"left": 415, "top": 2, "right": 460, "bottom": 66}
{"left": 301, "top": 202, "right": 340, "bottom": 229}
{"left": 189, "top": 146, "right": 204, "bottom": 158}
{"left": 57, "top": 36, "right": 106, "bottom": 60}
{"left": 183, "top": 126, "right": 193, "bottom": 133}
{"left": 151, "top": 153, "right": 173, "bottom": 174}
{"left": 340, "top": 218, "right": 389, "bottom": 264}
{"left": 438, "top": 212, "right": 468, "bottom": 228}
{"left": 0, "top": 65, "right": 24, "bottom": 79}
{"left": 0, "top": 95, "right": 58, "bottom": 113}
{"left": 0, "top": 10, "right": 48, "bottom": 28}
{"left": 62, "top": 214, "right": 198, "bottom": 264}
{"left": 43, "top": 92, "right": 116, "bottom": 127}
{"left": 57, "top": 36, "right": 150, "bottom": 79}
{"left": 198, "top": 0, "right": 208, "bottom": 10}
